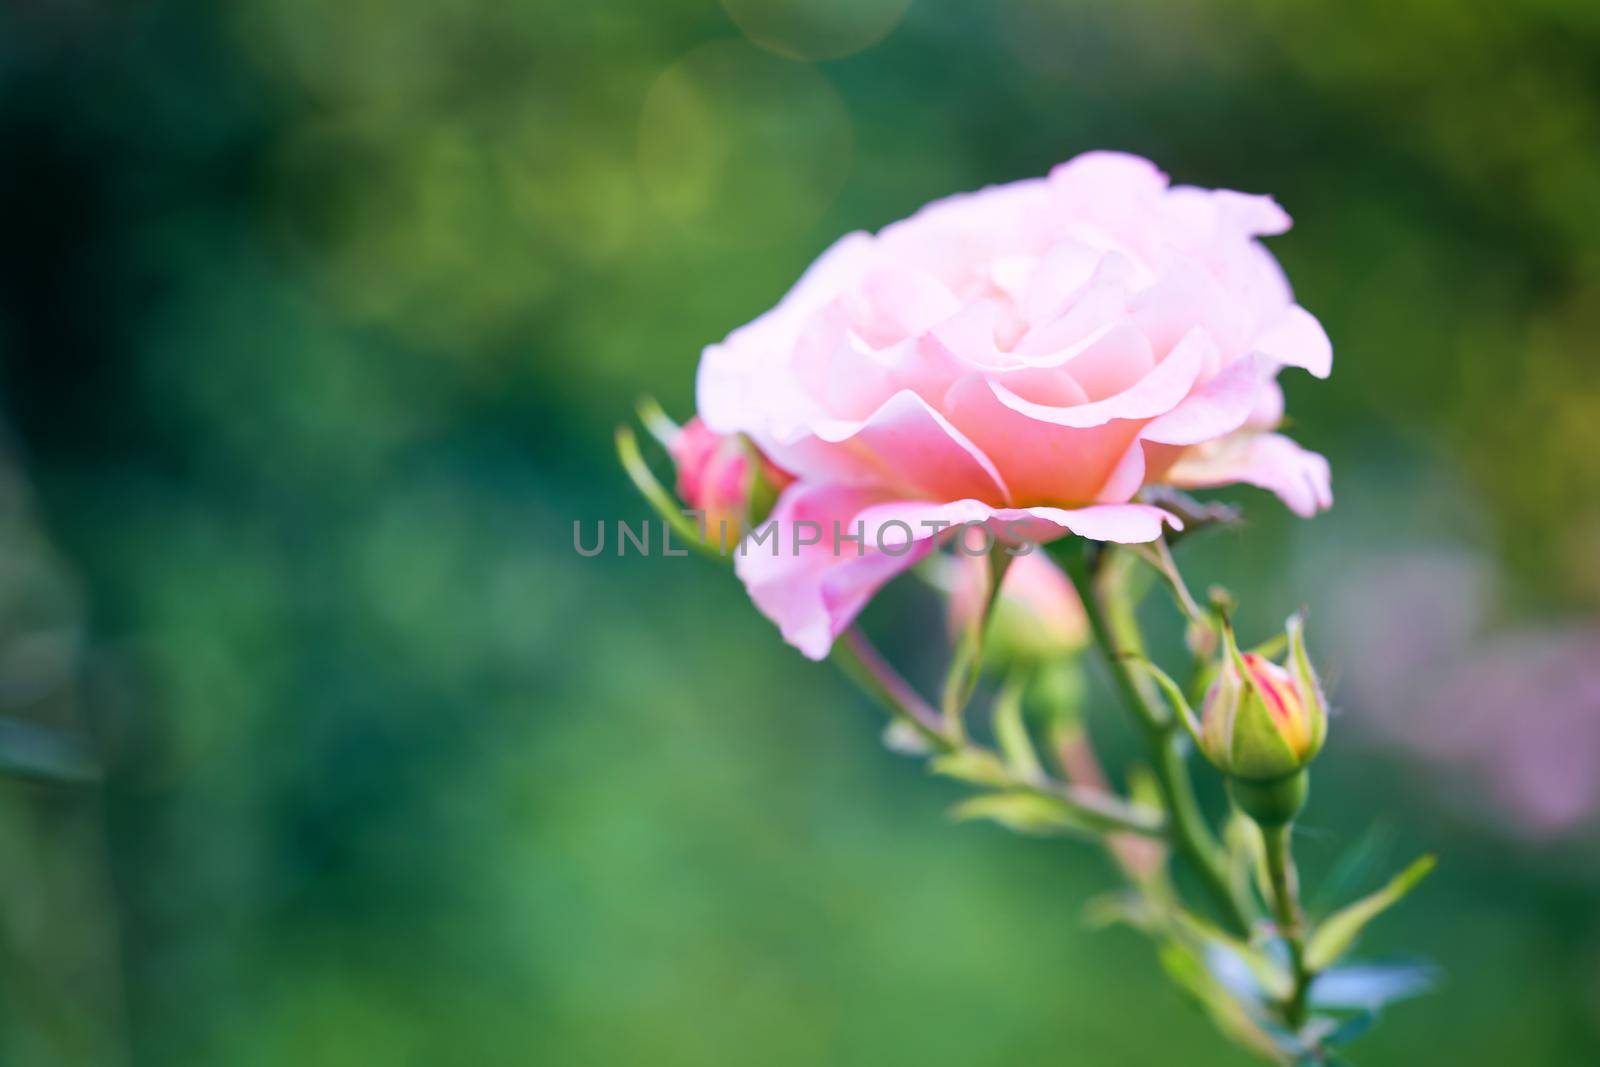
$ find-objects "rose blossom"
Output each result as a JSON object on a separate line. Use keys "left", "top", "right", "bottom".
{"left": 696, "top": 151, "right": 1332, "bottom": 658}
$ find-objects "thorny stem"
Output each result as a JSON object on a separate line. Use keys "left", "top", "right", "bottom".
{"left": 833, "top": 627, "right": 1166, "bottom": 839}
{"left": 1058, "top": 542, "right": 1257, "bottom": 938}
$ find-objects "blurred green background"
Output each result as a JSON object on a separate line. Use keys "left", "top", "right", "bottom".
{"left": 2, "top": 1, "right": 1598, "bottom": 1063}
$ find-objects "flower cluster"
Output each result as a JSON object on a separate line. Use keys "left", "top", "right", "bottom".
{"left": 620, "top": 152, "right": 1435, "bottom": 1066}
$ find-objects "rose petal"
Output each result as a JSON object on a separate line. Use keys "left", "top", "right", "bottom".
{"left": 1141, "top": 343, "right": 1262, "bottom": 446}
{"left": 769, "top": 389, "right": 1012, "bottom": 504}
{"left": 736, "top": 483, "right": 921, "bottom": 661}
{"left": 1254, "top": 305, "right": 1332, "bottom": 379}
{"left": 1165, "top": 432, "right": 1332, "bottom": 517}
{"left": 943, "top": 376, "right": 1148, "bottom": 505}
{"left": 985, "top": 324, "right": 1205, "bottom": 429}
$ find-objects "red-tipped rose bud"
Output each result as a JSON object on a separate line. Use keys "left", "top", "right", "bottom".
{"left": 1198, "top": 613, "right": 1328, "bottom": 825}
{"left": 668, "top": 418, "right": 792, "bottom": 546}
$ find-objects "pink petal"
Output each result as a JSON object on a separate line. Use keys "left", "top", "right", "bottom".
{"left": 850, "top": 263, "right": 963, "bottom": 347}
{"left": 943, "top": 376, "right": 1147, "bottom": 505}
{"left": 1165, "top": 432, "right": 1332, "bottom": 517}
{"left": 736, "top": 483, "right": 927, "bottom": 661}
{"left": 1211, "top": 189, "right": 1293, "bottom": 237}
{"left": 1049, "top": 151, "right": 1169, "bottom": 202}
{"left": 853, "top": 499, "right": 1182, "bottom": 546}
{"left": 697, "top": 233, "right": 876, "bottom": 435}
{"left": 1247, "top": 378, "right": 1285, "bottom": 431}
{"left": 984, "top": 325, "right": 1206, "bottom": 429}
{"left": 1095, "top": 438, "right": 1148, "bottom": 503}
{"left": 768, "top": 389, "right": 1012, "bottom": 504}
{"left": 1254, "top": 305, "right": 1332, "bottom": 379}
{"left": 1052, "top": 320, "right": 1157, "bottom": 400}
{"left": 1130, "top": 258, "right": 1246, "bottom": 361}
{"left": 737, "top": 488, "right": 1182, "bottom": 660}
{"left": 1140, "top": 344, "right": 1262, "bottom": 446}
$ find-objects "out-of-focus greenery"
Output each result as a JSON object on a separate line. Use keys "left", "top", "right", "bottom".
{"left": 1, "top": 1, "right": 1598, "bottom": 1064}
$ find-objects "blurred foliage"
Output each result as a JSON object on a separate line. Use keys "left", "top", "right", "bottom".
{"left": 0, "top": 0, "right": 1598, "bottom": 1064}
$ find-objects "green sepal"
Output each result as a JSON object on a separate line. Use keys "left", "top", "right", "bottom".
{"left": 739, "top": 434, "right": 782, "bottom": 528}
{"left": 614, "top": 424, "right": 725, "bottom": 561}
{"left": 1214, "top": 617, "right": 1301, "bottom": 779}
{"left": 1228, "top": 683, "right": 1304, "bottom": 780}
{"left": 633, "top": 395, "right": 680, "bottom": 449}
{"left": 1122, "top": 654, "right": 1203, "bottom": 745}
{"left": 1286, "top": 611, "right": 1328, "bottom": 758}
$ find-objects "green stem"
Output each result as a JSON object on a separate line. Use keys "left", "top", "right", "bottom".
{"left": 1262, "top": 823, "right": 1311, "bottom": 1031}
{"left": 833, "top": 627, "right": 1165, "bottom": 839}
{"left": 939, "top": 546, "right": 1014, "bottom": 736}
{"left": 1058, "top": 543, "right": 1255, "bottom": 938}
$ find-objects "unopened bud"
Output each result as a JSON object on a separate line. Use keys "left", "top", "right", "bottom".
{"left": 941, "top": 551, "right": 1089, "bottom": 671}
{"left": 668, "top": 418, "right": 792, "bottom": 543}
{"left": 1198, "top": 613, "right": 1328, "bottom": 825}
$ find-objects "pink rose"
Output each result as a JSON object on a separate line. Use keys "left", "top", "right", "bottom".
{"left": 696, "top": 151, "right": 1332, "bottom": 658}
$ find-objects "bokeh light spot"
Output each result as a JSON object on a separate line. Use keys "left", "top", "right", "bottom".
{"left": 720, "top": 0, "right": 913, "bottom": 61}
{"left": 638, "top": 40, "right": 852, "bottom": 246}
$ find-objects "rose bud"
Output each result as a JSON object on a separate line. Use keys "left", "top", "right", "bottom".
{"left": 939, "top": 550, "right": 1089, "bottom": 671}
{"left": 668, "top": 417, "right": 791, "bottom": 547}
{"left": 1197, "top": 613, "right": 1328, "bottom": 826}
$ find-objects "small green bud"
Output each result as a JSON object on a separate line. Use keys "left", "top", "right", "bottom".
{"left": 940, "top": 551, "right": 1089, "bottom": 672}
{"left": 1197, "top": 613, "right": 1328, "bottom": 784}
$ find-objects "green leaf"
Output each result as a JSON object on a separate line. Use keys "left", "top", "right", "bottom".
{"left": 1082, "top": 890, "right": 1157, "bottom": 932}
{"left": 1154, "top": 940, "right": 1283, "bottom": 1061}
{"left": 1306, "top": 855, "right": 1437, "bottom": 972}
{"left": 950, "top": 790, "right": 1095, "bottom": 837}
{"left": 1171, "top": 908, "right": 1291, "bottom": 1002}
{"left": 928, "top": 749, "right": 1012, "bottom": 788}
{"left": 1311, "top": 960, "right": 1437, "bottom": 1012}
{"left": 1309, "top": 822, "right": 1396, "bottom": 918}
